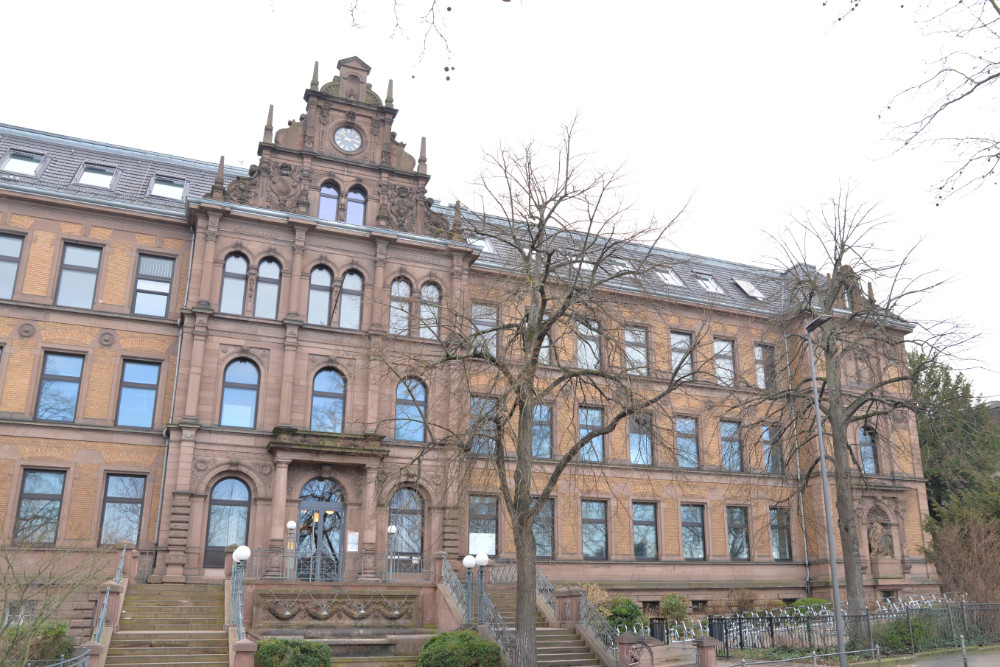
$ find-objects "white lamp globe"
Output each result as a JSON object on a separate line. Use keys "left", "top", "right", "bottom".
{"left": 233, "top": 545, "right": 251, "bottom": 562}
{"left": 388, "top": 524, "right": 398, "bottom": 535}
{"left": 462, "top": 554, "right": 476, "bottom": 569}
{"left": 475, "top": 553, "right": 489, "bottom": 567}
{"left": 286, "top": 520, "right": 297, "bottom": 530}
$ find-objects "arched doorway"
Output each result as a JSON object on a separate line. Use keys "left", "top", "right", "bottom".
{"left": 296, "top": 477, "right": 346, "bottom": 581}
{"left": 204, "top": 478, "right": 251, "bottom": 568}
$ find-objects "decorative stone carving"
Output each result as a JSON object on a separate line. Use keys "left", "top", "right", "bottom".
{"left": 18, "top": 322, "right": 35, "bottom": 338}
{"left": 266, "top": 163, "right": 302, "bottom": 212}
{"left": 370, "top": 119, "right": 380, "bottom": 136}
{"left": 225, "top": 165, "right": 261, "bottom": 205}
{"left": 387, "top": 185, "right": 414, "bottom": 230}
{"left": 99, "top": 331, "right": 115, "bottom": 347}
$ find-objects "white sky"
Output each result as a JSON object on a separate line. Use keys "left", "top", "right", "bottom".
{"left": 3, "top": 0, "right": 997, "bottom": 399}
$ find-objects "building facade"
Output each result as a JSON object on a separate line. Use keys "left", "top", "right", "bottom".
{"left": 0, "top": 57, "right": 937, "bottom": 614}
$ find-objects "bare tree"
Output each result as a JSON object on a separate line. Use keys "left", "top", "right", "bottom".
{"left": 760, "top": 187, "right": 956, "bottom": 613}
{"left": 372, "top": 123, "right": 705, "bottom": 664}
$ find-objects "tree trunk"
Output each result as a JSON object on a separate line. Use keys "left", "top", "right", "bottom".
{"left": 825, "top": 351, "right": 867, "bottom": 614}
{"left": 512, "top": 522, "right": 538, "bottom": 667}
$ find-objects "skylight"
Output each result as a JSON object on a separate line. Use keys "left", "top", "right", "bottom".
{"left": 734, "top": 279, "right": 765, "bottom": 300}
{"left": 606, "top": 258, "right": 633, "bottom": 273}
{"left": 150, "top": 176, "right": 185, "bottom": 200}
{"left": 574, "top": 258, "right": 595, "bottom": 273}
{"left": 78, "top": 165, "right": 115, "bottom": 188}
{"left": 468, "top": 237, "right": 495, "bottom": 253}
{"left": 695, "top": 273, "right": 724, "bottom": 294}
{"left": 1, "top": 153, "right": 42, "bottom": 176}
{"left": 657, "top": 269, "right": 684, "bottom": 287}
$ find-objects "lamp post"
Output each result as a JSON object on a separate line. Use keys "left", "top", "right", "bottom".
{"left": 806, "top": 314, "right": 847, "bottom": 667}
{"left": 387, "top": 524, "right": 398, "bottom": 583}
{"left": 462, "top": 554, "right": 476, "bottom": 623}
{"left": 475, "top": 553, "right": 489, "bottom": 622}
{"left": 231, "top": 545, "right": 251, "bottom": 639}
{"left": 285, "top": 520, "right": 297, "bottom": 580}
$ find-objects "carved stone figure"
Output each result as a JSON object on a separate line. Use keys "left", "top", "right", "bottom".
{"left": 868, "top": 521, "right": 894, "bottom": 559}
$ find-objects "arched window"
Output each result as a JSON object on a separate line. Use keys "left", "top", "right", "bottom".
{"left": 419, "top": 283, "right": 441, "bottom": 340}
{"left": 204, "top": 477, "right": 250, "bottom": 567}
{"left": 254, "top": 258, "right": 281, "bottom": 319}
{"left": 345, "top": 187, "right": 366, "bottom": 225}
{"left": 311, "top": 368, "right": 346, "bottom": 433}
{"left": 219, "top": 253, "right": 248, "bottom": 315}
{"left": 389, "top": 488, "right": 423, "bottom": 557}
{"left": 395, "top": 378, "right": 426, "bottom": 442}
{"left": 307, "top": 266, "right": 333, "bottom": 325}
{"left": 318, "top": 183, "right": 340, "bottom": 221}
{"left": 220, "top": 359, "right": 259, "bottom": 428}
{"left": 339, "top": 271, "right": 364, "bottom": 330}
{"left": 389, "top": 278, "right": 411, "bottom": 335}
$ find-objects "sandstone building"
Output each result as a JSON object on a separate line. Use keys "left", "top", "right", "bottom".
{"left": 0, "top": 56, "right": 937, "bottom": 623}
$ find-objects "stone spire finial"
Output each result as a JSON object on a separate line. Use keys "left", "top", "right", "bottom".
{"left": 211, "top": 156, "right": 226, "bottom": 200}
{"left": 386, "top": 79, "right": 394, "bottom": 108}
{"left": 263, "top": 105, "right": 274, "bottom": 143}
{"left": 452, "top": 200, "right": 464, "bottom": 235}
{"left": 418, "top": 137, "right": 427, "bottom": 174}
{"left": 867, "top": 282, "right": 875, "bottom": 302}
{"left": 310, "top": 61, "right": 319, "bottom": 91}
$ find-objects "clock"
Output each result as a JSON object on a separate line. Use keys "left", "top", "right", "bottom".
{"left": 334, "top": 126, "right": 362, "bottom": 153}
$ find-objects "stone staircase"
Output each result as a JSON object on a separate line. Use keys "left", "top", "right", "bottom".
{"left": 106, "top": 583, "right": 228, "bottom": 666}
{"left": 486, "top": 586, "right": 603, "bottom": 667}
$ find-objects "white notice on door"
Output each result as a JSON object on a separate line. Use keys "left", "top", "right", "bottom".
{"left": 347, "top": 531, "right": 359, "bottom": 552}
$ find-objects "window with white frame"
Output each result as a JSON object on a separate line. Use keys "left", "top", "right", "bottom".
{"left": 624, "top": 325, "right": 648, "bottom": 375}
{"left": 0, "top": 233, "right": 24, "bottom": 300}
{"left": 77, "top": 165, "right": 115, "bottom": 188}
{"left": 56, "top": 244, "right": 101, "bottom": 308}
{"left": 670, "top": 332, "right": 693, "bottom": 380}
{"left": 1, "top": 152, "right": 43, "bottom": 176}
{"left": 714, "top": 339, "right": 735, "bottom": 386}
{"left": 116, "top": 361, "right": 160, "bottom": 428}
{"left": 307, "top": 266, "right": 333, "bottom": 325}
{"left": 695, "top": 273, "right": 724, "bottom": 294}
{"left": 132, "top": 254, "right": 174, "bottom": 317}
{"left": 579, "top": 407, "right": 604, "bottom": 462}
{"left": 576, "top": 320, "right": 600, "bottom": 369}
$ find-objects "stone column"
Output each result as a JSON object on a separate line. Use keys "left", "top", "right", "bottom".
{"left": 360, "top": 464, "right": 380, "bottom": 580}
{"left": 270, "top": 459, "right": 290, "bottom": 548}
{"left": 694, "top": 636, "right": 721, "bottom": 667}
{"left": 287, "top": 226, "right": 306, "bottom": 319}
{"left": 195, "top": 212, "right": 220, "bottom": 308}
{"left": 277, "top": 324, "right": 299, "bottom": 426}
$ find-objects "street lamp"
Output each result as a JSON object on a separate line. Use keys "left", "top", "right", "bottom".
{"left": 285, "top": 520, "right": 297, "bottom": 579}
{"left": 806, "top": 314, "right": 847, "bottom": 667}
{"left": 387, "top": 525, "right": 398, "bottom": 583}
{"left": 231, "top": 545, "right": 251, "bottom": 635}
{"left": 462, "top": 554, "right": 476, "bottom": 623}
{"left": 475, "top": 553, "right": 489, "bottom": 622}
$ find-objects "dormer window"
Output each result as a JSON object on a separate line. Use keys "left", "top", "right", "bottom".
{"left": 468, "top": 237, "right": 494, "bottom": 253}
{"left": 149, "top": 176, "right": 185, "bottom": 200}
{"left": 734, "top": 279, "right": 764, "bottom": 300}
{"left": 694, "top": 273, "right": 723, "bottom": 294}
{"left": 77, "top": 165, "right": 115, "bottom": 188}
{"left": 318, "top": 183, "right": 340, "bottom": 221}
{"left": 657, "top": 269, "right": 684, "bottom": 287}
{"left": 1, "top": 152, "right": 43, "bottom": 176}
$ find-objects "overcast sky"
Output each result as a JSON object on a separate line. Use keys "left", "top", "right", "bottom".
{"left": 3, "top": 0, "right": 997, "bottom": 399}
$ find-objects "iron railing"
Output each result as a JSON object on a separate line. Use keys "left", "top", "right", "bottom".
{"left": 536, "top": 567, "right": 556, "bottom": 611}
{"left": 480, "top": 588, "right": 514, "bottom": 664}
{"left": 242, "top": 550, "right": 432, "bottom": 582}
{"left": 91, "top": 585, "right": 111, "bottom": 643}
{"left": 24, "top": 649, "right": 91, "bottom": 667}
{"left": 114, "top": 545, "right": 126, "bottom": 584}
{"left": 134, "top": 551, "right": 155, "bottom": 583}
{"left": 579, "top": 591, "right": 617, "bottom": 662}
{"left": 488, "top": 558, "right": 517, "bottom": 585}
{"left": 441, "top": 555, "right": 469, "bottom": 622}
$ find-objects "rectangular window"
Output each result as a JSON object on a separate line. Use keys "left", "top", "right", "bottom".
{"left": 36, "top": 353, "right": 84, "bottom": 422}
{"left": 132, "top": 254, "right": 174, "bottom": 317}
{"left": 538, "top": 334, "right": 552, "bottom": 365}
{"left": 681, "top": 504, "right": 705, "bottom": 560}
{"left": 470, "top": 396, "right": 499, "bottom": 456}
{"left": 755, "top": 344, "right": 776, "bottom": 391}
{"left": 670, "top": 332, "right": 693, "bottom": 380}
{"left": 100, "top": 475, "right": 146, "bottom": 545}
{"left": 770, "top": 508, "right": 792, "bottom": 561}
{"left": 532, "top": 404, "right": 552, "bottom": 458}
{"left": 14, "top": 470, "right": 66, "bottom": 544}
{"left": 469, "top": 495, "right": 498, "bottom": 556}
{"left": 721, "top": 421, "right": 743, "bottom": 472}
{"left": 695, "top": 273, "right": 724, "bottom": 294}
{"left": 77, "top": 165, "right": 115, "bottom": 188}
{"left": 149, "top": 176, "right": 185, "bottom": 200}
{"left": 577, "top": 320, "right": 601, "bottom": 370}
{"left": 727, "top": 506, "right": 749, "bottom": 561}
{"left": 734, "top": 278, "right": 765, "bottom": 300}
{"left": 2, "top": 152, "right": 42, "bottom": 176}
{"left": 0, "top": 233, "right": 24, "bottom": 300}
{"left": 582, "top": 500, "right": 607, "bottom": 560}
{"left": 624, "top": 326, "right": 648, "bottom": 375}
{"left": 763, "top": 425, "right": 783, "bottom": 474}
{"left": 471, "top": 303, "right": 498, "bottom": 356}
{"left": 859, "top": 427, "right": 878, "bottom": 474}
{"left": 714, "top": 339, "right": 735, "bottom": 386}
{"left": 579, "top": 407, "right": 604, "bottom": 462}
{"left": 657, "top": 269, "right": 684, "bottom": 287}
{"left": 630, "top": 415, "right": 652, "bottom": 466}
{"left": 533, "top": 498, "right": 554, "bottom": 559}
{"left": 56, "top": 244, "right": 101, "bottom": 308}
{"left": 633, "top": 502, "right": 657, "bottom": 560}
{"left": 116, "top": 361, "right": 160, "bottom": 428}
{"left": 676, "top": 417, "right": 699, "bottom": 468}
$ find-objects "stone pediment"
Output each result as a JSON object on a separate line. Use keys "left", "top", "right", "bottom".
{"left": 319, "top": 77, "right": 383, "bottom": 106}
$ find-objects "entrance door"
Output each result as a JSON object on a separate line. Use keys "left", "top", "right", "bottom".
{"left": 296, "top": 478, "right": 346, "bottom": 581}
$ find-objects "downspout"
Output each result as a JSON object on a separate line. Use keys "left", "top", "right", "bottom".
{"left": 783, "top": 328, "right": 812, "bottom": 595}
{"left": 153, "top": 222, "right": 197, "bottom": 554}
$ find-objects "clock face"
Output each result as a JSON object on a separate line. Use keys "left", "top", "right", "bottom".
{"left": 334, "top": 126, "right": 362, "bottom": 153}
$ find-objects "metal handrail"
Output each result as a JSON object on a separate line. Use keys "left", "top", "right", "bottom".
{"left": 579, "top": 592, "right": 617, "bottom": 661}
{"left": 24, "top": 648, "right": 91, "bottom": 667}
{"left": 535, "top": 567, "right": 556, "bottom": 611}
{"left": 480, "top": 588, "right": 514, "bottom": 664}
{"left": 488, "top": 559, "right": 517, "bottom": 585}
{"left": 91, "top": 586, "right": 111, "bottom": 643}
{"left": 242, "top": 549, "right": 433, "bottom": 582}
{"left": 231, "top": 560, "right": 247, "bottom": 641}
{"left": 114, "top": 545, "right": 126, "bottom": 584}
{"left": 441, "top": 556, "right": 469, "bottom": 621}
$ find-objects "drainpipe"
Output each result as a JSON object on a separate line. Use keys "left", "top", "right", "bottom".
{"left": 783, "top": 328, "right": 812, "bottom": 595}
{"left": 153, "top": 222, "right": 197, "bottom": 554}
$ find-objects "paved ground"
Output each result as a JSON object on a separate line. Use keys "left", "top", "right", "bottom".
{"left": 649, "top": 645, "right": 1000, "bottom": 667}
{"left": 878, "top": 647, "right": 1000, "bottom": 666}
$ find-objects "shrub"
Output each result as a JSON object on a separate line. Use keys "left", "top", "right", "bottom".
{"left": 725, "top": 588, "right": 757, "bottom": 614}
{"left": 1, "top": 621, "right": 75, "bottom": 661}
{"left": 791, "top": 598, "right": 829, "bottom": 611}
{"left": 604, "top": 595, "right": 647, "bottom": 630}
{"left": 417, "top": 630, "right": 503, "bottom": 667}
{"left": 582, "top": 582, "right": 610, "bottom": 611}
{"left": 659, "top": 593, "right": 688, "bottom": 622}
{"left": 255, "top": 638, "right": 332, "bottom": 667}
